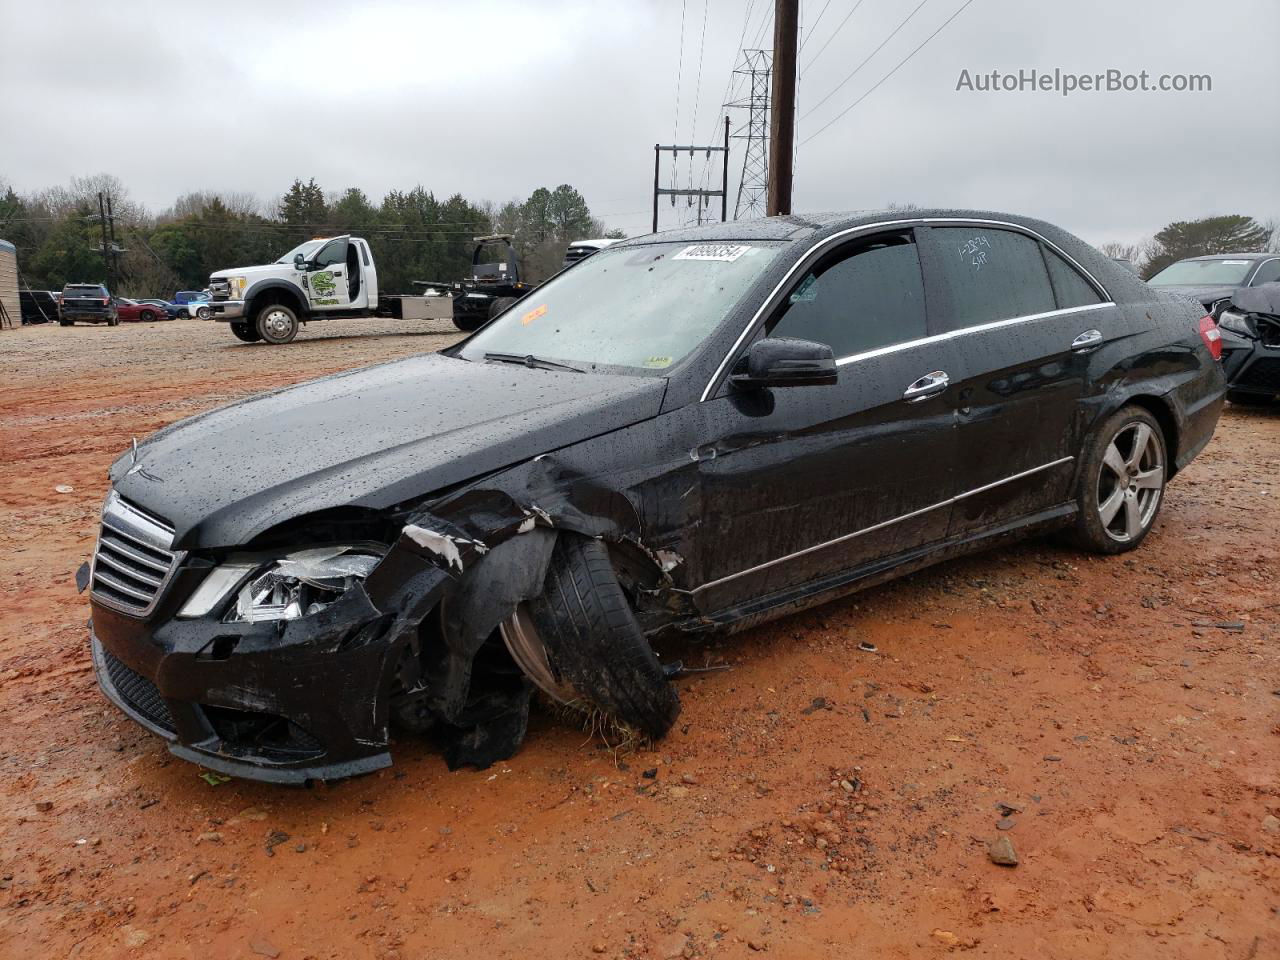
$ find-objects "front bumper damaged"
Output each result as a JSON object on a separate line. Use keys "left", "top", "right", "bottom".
{"left": 87, "top": 452, "right": 694, "bottom": 783}
{"left": 89, "top": 537, "right": 456, "bottom": 783}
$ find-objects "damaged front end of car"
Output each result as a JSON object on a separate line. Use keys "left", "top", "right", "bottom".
{"left": 85, "top": 453, "right": 693, "bottom": 783}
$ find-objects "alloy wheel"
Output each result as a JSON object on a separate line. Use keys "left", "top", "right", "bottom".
{"left": 1096, "top": 421, "right": 1163, "bottom": 542}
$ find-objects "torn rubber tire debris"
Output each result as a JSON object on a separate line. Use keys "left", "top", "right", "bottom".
{"left": 527, "top": 534, "right": 680, "bottom": 738}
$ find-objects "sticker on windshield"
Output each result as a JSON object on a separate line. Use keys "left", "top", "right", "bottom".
{"left": 642, "top": 356, "right": 672, "bottom": 368}
{"left": 673, "top": 243, "right": 752, "bottom": 262}
{"left": 521, "top": 304, "right": 547, "bottom": 326}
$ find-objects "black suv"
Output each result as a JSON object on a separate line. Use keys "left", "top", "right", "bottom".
{"left": 60, "top": 284, "right": 118, "bottom": 326}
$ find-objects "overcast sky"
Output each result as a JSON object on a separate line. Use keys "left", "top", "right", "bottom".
{"left": 2, "top": 0, "right": 1277, "bottom": 246}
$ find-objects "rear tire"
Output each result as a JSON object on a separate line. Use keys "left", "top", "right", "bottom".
{"left": 59, "top": 319, "right": 72, "bottom": 327}
{"left": 139, "top": 310, "right": 157, "bottom": 323}
{"left": 525, "top": 534, "right": 680, "bottom": 739}
{"left": 452, "top": 310, "right": 486, "bottom": 332}
{"left": 488, "top": 296, "right": 518, "bottom": 321}
{"left": 1227, "top": 390, "right": 1274, "bottom": 406}
{"left": 1068, "top": 406, "right": 1167, "bottom": 554}
{"left": 255, "top": 303, "right": 300, "bottom": 344}
{"left": 230, "top": 322, "right": 263, "bottom": 343}
{"left": 107, "top": 314, "right": 119, "bottom": 327}
{"left": 196, "top": 305, "right": 212, "bottom": 321}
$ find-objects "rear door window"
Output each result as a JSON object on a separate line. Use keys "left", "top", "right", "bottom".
{"left": 766, "top": 231, "right": 928, "bottom": 357}
{"left": 1042, "top": 247, "right": 1104, "bottom": 308}
{"left": 931, "top": 227, "right": 1057, "bottom": 330}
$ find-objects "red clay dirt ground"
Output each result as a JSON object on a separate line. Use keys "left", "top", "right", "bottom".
{"left": 1, "top": 319, "right": 1277, "bottom": 960}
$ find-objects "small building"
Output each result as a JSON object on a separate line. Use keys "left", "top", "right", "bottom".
{"left": 0, "top": 239, "right": 17, "bottom": 327}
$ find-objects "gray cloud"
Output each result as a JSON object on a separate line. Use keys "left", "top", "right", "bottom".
{"left": 2, "top": 0, "right": 1276, "bottom": 245}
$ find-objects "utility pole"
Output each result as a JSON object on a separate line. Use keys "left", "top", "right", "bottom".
{"left": 106, "top": 194, "right": 120, "bottom": 285}
{"left": 651, "top": 116, "right": 731, "bottom": 233}
{"left": 767, "top": 0, "right": 798, "bottom": 217}
{"left": 97, "top": 192, "right": 113, "bottom": 290}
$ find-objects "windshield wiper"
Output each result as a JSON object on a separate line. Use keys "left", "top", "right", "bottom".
{"left": 483, "top": 352, "right": 583, "bottom": 373}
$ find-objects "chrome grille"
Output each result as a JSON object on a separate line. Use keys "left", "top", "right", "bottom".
{"left": 209, "top": 278, "right": 231, "bottom": 301}
{"left": 91, "top": 492, "right": 181, "bottom": 617}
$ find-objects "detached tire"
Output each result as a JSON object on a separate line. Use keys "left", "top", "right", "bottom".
{"left": 230, "top": 322, "right": 262, "bottom": 343}
{"left": 1068, "top": 405, "right": 1167, "bottom": 555}
{"left": 526, "top": 535, "right": 680, "bottom": 739}
{"left": 255, "top": 303, "right": 300, "bottom": 344}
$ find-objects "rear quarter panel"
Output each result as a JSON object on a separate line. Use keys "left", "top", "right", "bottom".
{"left": 1081, "top": 292, "right": 1224, "bottom": 473}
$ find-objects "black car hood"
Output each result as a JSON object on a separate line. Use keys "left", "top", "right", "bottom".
{"left": 111, "top": 353, "right": 666, "bottom": 549}
{"left": 1154, "top": 284, "right": 1238, "bottom": 307}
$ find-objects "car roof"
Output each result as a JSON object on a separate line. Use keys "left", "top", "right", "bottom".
{"left": 1179, "top": 252, "right": 1273, "bottom": 262}
{"left": 614, "top": 208, "right": 1094, "bottom": 246}
{"left": 613, "top": 208, "right": 1154, "bottom": 304}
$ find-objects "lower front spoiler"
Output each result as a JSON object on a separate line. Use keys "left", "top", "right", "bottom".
{"left": 90, "top": 629, "right": 391, "bottom": 784}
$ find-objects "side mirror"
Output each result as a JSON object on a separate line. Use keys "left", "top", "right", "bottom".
{"left": 730, "top": 337, "right": 838, "bottom": 389}
{"left": 293, "top": 253, "right": 307, "bottom": 271}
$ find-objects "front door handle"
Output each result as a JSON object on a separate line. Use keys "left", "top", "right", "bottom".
{"left": 1071, "top": 329, "right": 1103, "bottom": 352}
{"left": 903, "top": 370, "right": 950, "bottom": 403}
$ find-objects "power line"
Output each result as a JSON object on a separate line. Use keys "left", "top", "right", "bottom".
{"left": 798, "top": 0, "right": 836, "bottom": 53}
{"left": 685, "top": 0, "right": 712, "bottom": 224}
{"left": 800, "top": 0, "right": 977, "bottom": 146}
{"left": 800, "top": 0, "right": 868, "bottom": 75}
{"left": 672, "top": 0, "right": 690, "bottom": 182}
{"left": 801, "top": 0, "right": 931, "bottom": 121}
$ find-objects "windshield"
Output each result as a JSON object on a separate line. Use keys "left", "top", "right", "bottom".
{"left": 459, "top": 240, "right": 783, "bottom": 373}
{"left": 276, "top": 239, "right": 326, "bottom": 264}
{"left": 64, "top": 285, "right": 106, "bottom": 296}
{"left": 1149, "top": 258, "right": 1255, "bottom": 286}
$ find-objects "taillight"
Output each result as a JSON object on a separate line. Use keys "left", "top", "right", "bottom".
{"left": 102, "top": 297, "right": 110, "bottom": 305}
{"left": 1198, "top": 314, "right": 1222, "bottom": 361}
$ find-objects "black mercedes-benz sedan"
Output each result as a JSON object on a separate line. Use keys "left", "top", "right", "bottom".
{"left": 82, "top": 209, "right": 1225, "bottom": 783}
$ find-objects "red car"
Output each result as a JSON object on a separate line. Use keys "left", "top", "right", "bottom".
{"left": 114, "top": 298, "right": 169, "bottom": 323}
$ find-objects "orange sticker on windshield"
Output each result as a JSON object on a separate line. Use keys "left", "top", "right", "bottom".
{"left": 521, "top": 304, "right": 547, "bottom": 325}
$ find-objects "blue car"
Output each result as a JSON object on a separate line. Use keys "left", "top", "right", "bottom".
{"left": 167, "top": 290, "right": 212, "bottom": 320}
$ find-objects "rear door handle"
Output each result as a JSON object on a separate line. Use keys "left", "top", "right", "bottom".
{"left": 1071, "top": 329, "right": 1103, "bottom": 352}
{"left": 903, "top": 370, "right": 950, "bottom": 403}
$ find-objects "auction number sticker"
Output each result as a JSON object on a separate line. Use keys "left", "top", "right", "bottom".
{"left": 673, "top": 243, "right": 752, "bottom": 262}
{"left": 521, "top": 304, "right": 548, "bottom": 325}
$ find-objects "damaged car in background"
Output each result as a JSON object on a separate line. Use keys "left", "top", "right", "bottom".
{"left": 1216, "top": 282, "right": 1280, "bottom": 404}
{"left": 81, "top": 209, "right": 1225, "bottom": 783}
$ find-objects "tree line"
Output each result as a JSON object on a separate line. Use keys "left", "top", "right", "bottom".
{"left": 0, "top": 174, "right": 625, "bottom": 297}
{"left": 1099, "top": 214, "right": 1279, "bottom": 278}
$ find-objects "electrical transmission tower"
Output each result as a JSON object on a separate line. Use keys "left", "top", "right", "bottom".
{"left": 727, "top": 48, "right": 772, "bottom": 219}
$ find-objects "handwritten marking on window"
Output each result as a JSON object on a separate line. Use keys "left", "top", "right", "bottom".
{"left": 958, "top": 236, "right": 992, "bottom": 271}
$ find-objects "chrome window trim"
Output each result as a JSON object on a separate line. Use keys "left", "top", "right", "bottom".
{"left": 1249, "top": 257, "right": 1280, "bottom": 286}
{"left": 689, "top": 456, "right": 1074, "bottom": 594}
{"left": 832, "top": 302, "right": 1113, "bottom": 367}
{"left": 700, "top": 217, "right": 1113, "bottom": 402}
